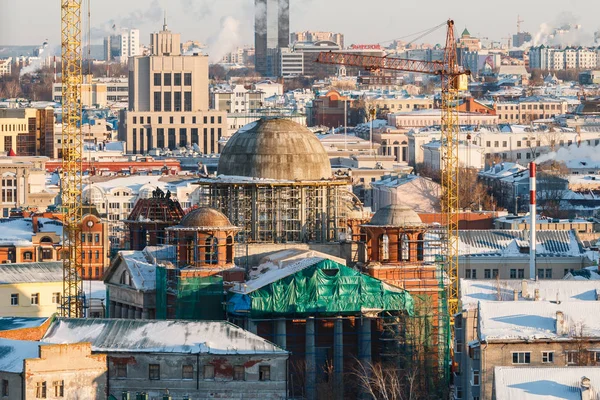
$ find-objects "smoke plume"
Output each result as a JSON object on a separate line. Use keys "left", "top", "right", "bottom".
{"left": 532, "top": 12, "right": 594, "bottom": 47}
{"left": 206, "top": 16, "right": 242, "bottom": 63}
{"left": 91, "top": 0, "right": 164, "bottom": 41}
{"left": 535, "top": 142, "right": 600, "bottom": 164}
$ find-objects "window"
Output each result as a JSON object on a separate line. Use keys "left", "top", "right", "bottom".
{"left": 517, "top": 140, "right": 521, "bottom": 147}
{"left": 149, "top": 364, "right": 160, "bottom": 380}
{"left": 53, "top": 380, "right": 64, "bottom": 397}
{"left": 164, "top": 92, "right": 172, "bottom": 112}
{"left": 164, "top": 73, "right": 171, "bottom": 86}
{"left": 542, "top": 351, "right": 554, "bottom": 363}
{"left": 23, "top": 251, "right": 33, "bottom": 260}
{"left": 181, "top": 116, "right": 185, "bottom": 124}
{"left": 174, "top": 92, "right": 182, "bottom": 111}
{"left": 484, "top": 269, "right": 491, "bottom": 279}
{"left": 184, "top": 91, "right": 192, "bottom": 111}
{"left": 133, "top": 116, "right": 137, "bottom": 124}
{"left": 465, "top": 269, "right": 472, "bottom": 279}
{"left": 566, "top": 351, "right": 578, "bottom": 365}
{"left": 95, "top": 251, "right": 100, "bottom": 260}
{"left": 35, "top": 382, "right": 46, "bottom": 398}
{"left": 472, "top": 370, "right": 480, "bottom": 386}
{"left": 174, "top": 73, "right": 181, "bottom": 86}
{"left": 259, "top": 366, "right": 271, "bottom": 381}
{"left": 233, "top": 365, "right": 245, "bottom": 381}
{"left": 538, "top": 269, "right": 544, "bottom": 279}
{"left": 455, "top": 386, "right": 463, "bottom": 399}
{"left": 473, "top": 348, "right": 480, "bottom": 360}
{"left": 512, "top": 352, "right": 531, "bottom": 364}
{"left": 2, "top": 379, "right": 8, "bottom": 397}
{"left": 203, "top": 365, "right": 215, "bottom": 379}
{"left": 184, "top": 73, "right": 192, "bottom": 85}
{"left": 81, "top": 233, "right": 85, "bottom": 242}
{"left": 31, "top": 293, "right": 39, "bottom": 305}
{"left": 154, "top": 73, "right": 161, "bottom": 86}
{"left": 472, "top": 269, "right": 477, "bottom": 279}
{"left": 10, "top": 294, "right": 18, "bottom": 306}
{"left": 154, "top": 92, "right": 162, "bottom": 111}
{"left": 456, "top": 339, "right": 463, "bottom": 353}
{"left": 116, "top": 364, "right": 127, "bottom": 378}
{"left": 518, "top": 269, "right": 524, "bottom": 279}
{"left": 545, "top": 269, "right": 552, "bottom": 279}
{"left": 592, "top": 351, "right": 600, "bottom": 363}
{"left": 52, "top": 292, "right": 60, "bottom": 304}
{"left": 182, "top": 364, "right": 194, "bottom": 379}
{"left": 492, "top": 269, "right": 499, "bottom": 278}
{"left": 95, "top": 234, "right": 100, "bottom": 243}
{"left": 41, "top": 248, "right": 52, "bottom": 260}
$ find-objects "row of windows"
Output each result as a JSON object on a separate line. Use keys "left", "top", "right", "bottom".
{"left": 81, "top": 250, "right": 101, "bottom": 260}
{"left": 35, "top": 380, "right": 64, "bottom": 398}
{"left": 497, "top": 104, "right": 562, "bottom": 111}
{"left": 0, "top": 123, "right": 26, "bottom": 132}
{"left": 153, "top": 72, "right": 192, "bottom": 87}
{"left": 10, "top": 292, "right": 61, "bottom": 306}
{"left": 511, "top": 350, "right": 600, "bottom": 365}
{"left": 81, "top": 233, "right": 101, "bottom": 243}
{"left": 464, "top": 268, "right": 569, "bottom": 279}
{"left": 115, "top": 363, "right": 271, "bottom": 381}
{"left": 133, "top": 115, "right": 222, "bottom": 125}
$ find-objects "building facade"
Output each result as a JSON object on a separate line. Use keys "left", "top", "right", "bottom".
{"left": 255, "top": 0, "right": 290, "bottom": 76}
{"left": 53, "top": 76, "right": 128, "bottom": 106}
{"left": 0, "top": 108, "right": 54, "bottom": 158}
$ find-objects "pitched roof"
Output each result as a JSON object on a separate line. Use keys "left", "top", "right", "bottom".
{"left": 479, "top": 301, "right": 600, "bottom": 342}
{"left": 42, "top": 318, "right": 287, "bottom": 355}
{"left": 0, "top": 262, "right": 63, "bottom": 284}
{"left": 460, "top": 279, "right": 600, "bottom": 309}
{"left": 461, "top": 27, "right": 471, "bottom": 37}
{"left": 494, "top": 366, "right": 600, "bottom": 400}
{"left": 0, "top": 317, "right": 50, "bottom": 332}
{"left": 459, "top": 230, "right": 583, "bottom": 257}
{"left": 0, "top": 338, "right": 40, "bottom": 373}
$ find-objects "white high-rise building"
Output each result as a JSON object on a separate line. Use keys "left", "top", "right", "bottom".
{"left": 104, "top": 28, "right": 141, "bottom": 63}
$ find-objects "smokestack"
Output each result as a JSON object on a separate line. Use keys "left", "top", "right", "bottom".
{"left": 53, "top": 56, "right": 56, "bottom": 83}
{"left": 529, "top": 162, "right": 537, "bottom": 280}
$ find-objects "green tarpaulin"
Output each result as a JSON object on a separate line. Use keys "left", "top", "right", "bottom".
{"left": 229, "top": 259, "right": 414, "bottom": 317}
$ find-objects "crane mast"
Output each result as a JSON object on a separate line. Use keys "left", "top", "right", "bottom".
{"left": 60, "top": 0, "right": 83, "bottom": 317}
{"left": 316, "top": 19, "right": 466, "bottom": 324}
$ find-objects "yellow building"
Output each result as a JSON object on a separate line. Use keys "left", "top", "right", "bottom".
{"left": 0, "top": 262, "right": 63, "bottom": 317}
{"left": 0, "top": 108, "right": 55, "bottom": 156}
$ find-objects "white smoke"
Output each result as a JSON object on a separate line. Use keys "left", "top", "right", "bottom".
{"left": 20, "top": 41, "right": 53, "bottom": 76}
{"left": 535, "top": 142, "right": 599, "bottom": 164}
{"left": 206, "top": 16, "right": 242, "bottom": 64}
{"left": 91, "top": 0, "right": 164, "bottom": 41}
{"left": 533, "top": 12, "right": 594, "bottom": 47}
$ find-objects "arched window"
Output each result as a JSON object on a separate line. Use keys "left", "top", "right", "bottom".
{"left": 379, "top": 234, "right": 389, "bottom": 261}
{"left": 417, "top": 233, "right": 425, "bottom": 261}
{"left": 39, "top": 236, "right": 53, "bottom": 245}
{"left": 400, "top": 234, "right": 409, "bottom": 261}
{"left": 226, "top": 236, "right": 234, "bottom": 264}
{"left": 205, "top": 236, "right": 218, "bottom": 264}
{"left": 120, "top": 270, "right": 132, "bottom": 286}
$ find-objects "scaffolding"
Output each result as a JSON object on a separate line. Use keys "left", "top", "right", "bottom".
{"left": 196, "top": 179, "right": 352, "bottom": 244}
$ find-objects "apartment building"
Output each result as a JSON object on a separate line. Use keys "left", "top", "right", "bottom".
{"left": 210, "top": 84, "right": 264, "bottom": 113}
{"left": 454, "top": 279, "right": 600, "bottom": 400}
{"left": 104, "top": 28, "right": 141, "bottom": 63}
{"left": 290, "top": 31, "right": 344, "bottom": 47}
{"left": 0, "top": 108, "right": 54, "bottom": 157}
{"left": 119, "top": 23, "right": 226, "bottom": 154}
{"left": 495, "top": 96, "right": 568, "bottom": 124}
{"left": 0, "top": 58, "right": 11, "bottom": 77}
{"left": 53, "top": 76, "right": 128, "bottom": 106}
{"left": 529, "top": 45, "right": 600, "bottom": 70}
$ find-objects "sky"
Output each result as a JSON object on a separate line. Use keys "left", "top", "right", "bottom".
{"left": 1, "top": 0, "right": 599, "bottom": 53}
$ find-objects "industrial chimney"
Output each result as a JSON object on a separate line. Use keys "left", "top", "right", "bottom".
{"left": 529, "top": 162, "right": 537, "bottom": 280}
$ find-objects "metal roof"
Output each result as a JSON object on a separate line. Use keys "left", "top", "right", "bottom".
{"left": 0, "top": 317, "right": 49, "bottom": 332}
{"left": 42, "top": 318, "right": 287, "bottom": 355}
{"left": 0, "top": 262, "right": 63, "bottom": 284}
{"left": 459, "top": 230, "right": 582, "bottom": 256}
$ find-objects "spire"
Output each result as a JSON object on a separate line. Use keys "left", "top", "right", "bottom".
{"left": 461, "top": 27, "right": 471, "bottom": 37}
{"left": 163, "top": 10, "right": 168, "bottom": 31}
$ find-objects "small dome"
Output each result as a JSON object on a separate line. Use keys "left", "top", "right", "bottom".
{"left": 368, "top": 204, "right": 422, "bottom": 227}
{"left": 179, "top": 207, "right": 234, "bottom": 228}
{"left": 217, "top": 118, "right": 332, "bottom": 181}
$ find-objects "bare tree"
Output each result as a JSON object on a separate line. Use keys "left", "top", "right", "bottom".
{"left": 353, "top": 360, "right": 419, "bottom": 400}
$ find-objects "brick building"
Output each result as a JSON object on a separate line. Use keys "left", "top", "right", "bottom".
{"left": 310, "top": 90, "right": 349, "bottom": 128}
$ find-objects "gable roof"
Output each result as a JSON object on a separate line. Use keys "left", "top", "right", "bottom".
{"left": 228, "top": 258, "right": 414, "bottom": 317}
{"left": 104, "top": 250, "right": 156, "bottom": 291}
{"left": 42, "top": 318, "right": 287, "bottom": 355}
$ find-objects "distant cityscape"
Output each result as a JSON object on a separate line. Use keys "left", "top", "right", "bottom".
{"left": 1, "top": 1, "right": 600, "bottom": 399}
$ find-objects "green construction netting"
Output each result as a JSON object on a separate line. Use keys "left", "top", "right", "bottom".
{"left": 156, "top": 266, "right": 224, "bottom": 320}
{"left": 230, "top": 259, "right": 414, "bottom": 317}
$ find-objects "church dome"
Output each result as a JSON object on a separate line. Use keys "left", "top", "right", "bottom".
{"left": 178, "top": 207, "right": 235, "bottom": 229}
{"left": 217, "top": 118, "right": 332, "bottom": 181}
{"left": 367, "top": 204, "right": 423, "bottom": 227}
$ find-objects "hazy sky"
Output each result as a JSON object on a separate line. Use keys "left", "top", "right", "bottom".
{"left": 1, "top": 0, "right": 599, "bottom": 52}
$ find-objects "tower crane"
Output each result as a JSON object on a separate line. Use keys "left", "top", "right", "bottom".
{"left": 60, "top": 0, "right": 84, "bottom": 317}
{"left": 316, "top": 20, "right": 469, "bottom": 323}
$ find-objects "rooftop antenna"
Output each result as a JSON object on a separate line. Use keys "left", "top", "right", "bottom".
{"left": 517, "top": 15, "right": 524, "bottom": 33}
{"left": 163, "top": 10, "right": 168, "bottom": 31}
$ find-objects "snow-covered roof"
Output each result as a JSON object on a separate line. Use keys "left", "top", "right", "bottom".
{"left": 82, "top": 280, "right": 106, "bottom": 300}
{"left": 459, "top": 230, "right": 583, "bottom": 257}
{"left": 0, "top": 262, "right": 63, "bottom": 284}
{"left": 0, "top": 317, "right": 50, "bottom": 332}
{"left": 494, "top": 366, "right": 600, "bottom": 400}
{"left": 460, "top": 279, "right": 600, "bottom": 309}
{"left": 0, "top": 218, "right": 63, "bottom": 246}
{"left": 42, "top": 319, "right": 287, "bottom": 355}
{"left": 0, "top": 338, "right": 41, "bottom": 373}
{"left": 117, "top": 251, "right": 157, "bottom": 291}
{"left": 479, "top": 301, "right": 600, "bottom": 342}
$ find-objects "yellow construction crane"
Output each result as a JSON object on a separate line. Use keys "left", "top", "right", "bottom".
{"left": 60, "top": 0, "right": 83, "bottom": 317}
{"left": 316, "top": 20, "right": 468, "bottom": 322}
